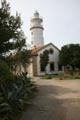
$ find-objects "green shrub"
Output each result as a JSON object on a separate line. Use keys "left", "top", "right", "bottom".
{"left": 42, "top": 75, "right": 53, "bottom": 79}
{"left": 73, "top": 75, "right": 80, "bottom": 79}
{"left": 0, "top": 72, "right": 37, "bottom": 120}
{"left": 0, "top": 60, "right": 14, "bottom": 83}
{"left": 41, "top": 72, "right": 80, "bottom": 80}
{"left": 46, "top": 75, "right": 53, "bottom": 79}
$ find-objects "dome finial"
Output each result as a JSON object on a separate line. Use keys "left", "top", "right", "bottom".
{"left": 34, "top": 10, "right": 39, "bottom": 17}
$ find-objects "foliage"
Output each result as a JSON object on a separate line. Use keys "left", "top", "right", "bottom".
{"left": 0, "top": 0, "right": 31, "bottom": 73}
{"left": 0, "top": 1, "right": 36, "bottom": 120}
{"left": 41, "top": 73, "right": 80, "bottom": 79}
{"left": 5, "top": 49, "right": 31, "bottom": 73}
{"left": 0, "top": 60, "right": 14, "bottom": 82}
{"left": 0, "top": 56, "right": 36, "bottom": 120}
{"left": 40, "top": 50, "right": 49, "bottom": 73}
{"left": 42, "top": 75, "right": 53, "bottom": 79}
{"left": 0, "top": 73, "right": 37, "bottom": 120}
{"left": 59, "top": 44, "right": 80, "bottom": 70}
{"left": 0, "top": 0, "right": 26, "bottom": 59}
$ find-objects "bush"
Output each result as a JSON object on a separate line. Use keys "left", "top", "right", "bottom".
{"left": 41, "top": 72, "right": 80, "bottom": 80}
{"left": 46, "top": 75, "right": 53, "bottom": 79}
{"left": 0, "top": 60, "right": 14, "bottom": 82}
{"left": 42, "top": 75, "right": 53, "bottom": 79}
{"left": 0, "top": 72, "right": 37, "bottom": 120}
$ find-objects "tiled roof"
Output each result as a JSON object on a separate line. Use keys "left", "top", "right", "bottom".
{"left": 31, "top": 43, "right": 60, "bottom": 54}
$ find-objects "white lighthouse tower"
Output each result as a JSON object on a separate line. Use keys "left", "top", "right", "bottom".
{"left": 30, "top": 11, "right": 44, "bottom": 48}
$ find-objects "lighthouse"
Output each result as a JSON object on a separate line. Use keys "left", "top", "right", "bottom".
{"left": 30, "top": 11, "right": 44, "bottom": 48}
{"left": 27, "top": 11, "right": 62, "bottom": 76}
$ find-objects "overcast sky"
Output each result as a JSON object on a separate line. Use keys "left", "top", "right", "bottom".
{"left": 6, "top": 0, "right": 80, "bottom": 48}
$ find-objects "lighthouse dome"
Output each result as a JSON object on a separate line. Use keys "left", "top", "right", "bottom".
{"left": 34, "top": 11, "right": 39, "bottom": 18}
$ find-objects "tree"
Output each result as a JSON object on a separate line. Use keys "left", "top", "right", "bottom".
{"left": 0, "top": 1, "right": 36, "bottom": 120}
{"left": 8, "top": 49, "right": 31, "bottom": 74}
{"left": 0, "top": 60, "right": 14, "bottom": 82}
{"left": 59, "top": 44, "right": 80, "bottom": 71}
{"left": 0, "top": 0, "right": 31, "bottom": 73}
{"left": 40, "top": 50, "right": 49, "bottom": 74}
{"left": 0, "top": 0, "right": 26, "bottom": 58}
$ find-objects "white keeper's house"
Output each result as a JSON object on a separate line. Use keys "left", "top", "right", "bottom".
{"left": 27, "top": 11, "right": 63, "bottom": 76}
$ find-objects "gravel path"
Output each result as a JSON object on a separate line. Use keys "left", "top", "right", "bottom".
{"left": 19, "top": 78, "right": 80, "bottom": 120}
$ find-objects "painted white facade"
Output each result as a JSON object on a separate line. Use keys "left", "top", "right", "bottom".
{"left": 37, "top": 44, "right": 61, "bottom": 76}
{"left": 30, "top": 11, "right": 44, "bottom": 48}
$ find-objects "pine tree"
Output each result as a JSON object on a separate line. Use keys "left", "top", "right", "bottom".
{"left": 0, "top": 0, "right": 26, "bottom": 57}
{"left": 0, "top": 0, "right": 31, "bottom": 73}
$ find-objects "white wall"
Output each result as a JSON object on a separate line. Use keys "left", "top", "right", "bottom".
{"left": 37, "top": 44, "right": 60, "bottom": 76}
{"left": 30, "top": 28, "right": 44, "bottom": 48}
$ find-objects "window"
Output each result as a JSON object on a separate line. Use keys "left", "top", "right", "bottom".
{"left": 50, "top": 62, "right": 54, "bottom": 71}
{"left": 49, "top": 48, "right": 54, "bottom": 54}
{"left": 58, "top": 63, "right": 62, "bottom": 71}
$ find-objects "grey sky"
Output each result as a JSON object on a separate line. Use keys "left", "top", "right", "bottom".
{"left": 6, "top": 0, "right": 80, "bottom": 48}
